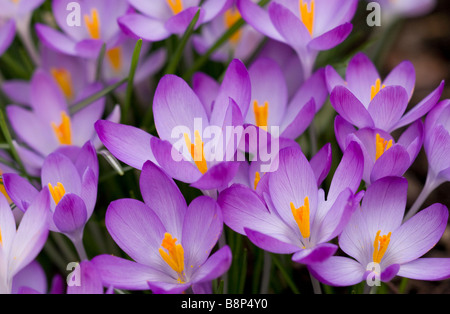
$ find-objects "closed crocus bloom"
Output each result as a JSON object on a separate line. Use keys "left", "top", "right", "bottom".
{"left": 237, "top": 0, "right": 358, "bottom": 78}
{"left": 6, "top": 70, "right": 117, "bottom": 175}
{"left": 327, "top": 52, "right": 445, "bottom": 132}
{"left": 309, "top": 177, "right": 450, "bottom": 287}
{"left": 3, "top": 141, "right": 99, "bottom": 260}
{"left": 335, "top": 116, "right": 424, "bottom": 186}
{"left": 218, "top": 142, "right": 363, "bottom": 266}
{"left": 118, "top": 0, "right": 231, "bottom": 42}
{"left": 91, "top": 161, "right": 232, "bottom": 294}
{"left": 0, "top": 188, "right": 49, "bottom": 294}
{"left": 36, "top": 0, "right": 130, "bottom": 59}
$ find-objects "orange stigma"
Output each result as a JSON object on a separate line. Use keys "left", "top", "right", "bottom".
{"left": 372, "top": 230, "right": 391, "bottom": 264}
{"left": 370, "top": 78, "right": 386, "bottom": 101}
{"left": 167, "top": 0, "right": 183, "bottom": 15}
{"left": 51, "top": 112, "right": 72, "bottom": 145}
{"left": 375, "top": 133, "right": 392, "bottom": 160}
{"left": 84, "top": 8, "right": 101, "bottom": 39}
{"left": 51, "top": 68, "right": 74, "bottom": 100}
{"left": 299, "top": 0, "right": 315, "bottom": 36}
{"left": 253, "top": 100, "right": 269, "bottom": 131}
{"left": 290, "top": 197, "right": 310, "bottom": 239}
{"left": 159, "top": 233, "right": 186, "bottom": 283}
{"left": 224, "top": 7, "right": 242, "bottom": 45}
{"left": 184, "top": 130, "right": 208, "bottom": 174}
{"left": 48, "top": 182, "right": 66, "bottom": 205}
{"left": 106, "top": 47, "right": 123, "bottom": 73}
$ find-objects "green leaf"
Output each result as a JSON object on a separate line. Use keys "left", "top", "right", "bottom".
{"left": 122, "top": 39, "right": 143, "bottom": 124}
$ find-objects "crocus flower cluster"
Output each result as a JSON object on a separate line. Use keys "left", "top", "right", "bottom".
{"left": 0, "top": 0, "right": 448, "bottom": 297}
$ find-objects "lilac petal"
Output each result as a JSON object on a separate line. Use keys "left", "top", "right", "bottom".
{"left": 268, "top": 2, "right": 310, "bottom": 51}
{"left": 370, "top": 145, "right": 411, "bottom": 183}
{"left": 105, "top": 198, "right": 166, "bottom": 266}
{"left": 74, "top": 140, "right": 99, "bottom": 179}
{"left": 201, "top": 0, "right": 231, "bottom": 23}
{"left": 150, "top": 137, "right": 202, "bottom": 183}
{"left": 127, "top": 0, "right": 171, "bottom": 19}
{"left": 80, "top": 168, "right": 97, "bottom": 218}
{"left": 387, "top": 203, "right": 448, "bottom": 265}
{"left": 308, "top": 23, "right": 353, "bottom": 51}
{"left": 35, "top": 24, "right": 77, "bottom": 56}
{"left": 75, "top": 39, "right": 104, "bottom": 59}
{"left": 192, "top": 282, "right": 212, "bottom": 294}
{"left": 334, "top": 115, "right": 356, "bottom": 151}
{"left": 397, "top": 120, "right": 424, "bottom": 163}
{"left": 3, "top": 173, "right": 39, "bottom": 212}
{"left": 330, "top": 86, "right": 374, "bottom": 129}
{"left": 0, "top": 19, "right": 15, "bottom": 56}
{"left": 95, "top": 120, "right": 156, "bottom": 170}
{"left": 244, "top": 228, "right": 299, "bottom": 254}
{"left": 192, "top": 72, "right": 220, "bottom": 119}
{"left": 236, "top": 0, "right": 284, "bottom": 42}
{"left": 325, "top": 65, "right": 346, "bottom": 94}
{"left": 12, "top": 261, "right": 47, "bottom": 295}
{"left": 1, "top": 80, "right": 30, "bottom": 105}
{"left": 0, "top": 192, "right": 17, "bottom": 254}
{"left": 182, "top": 196, "right": 223, "bottom": 269}
{"left": 153, "top": 74, "right": 208, "bottom": 143}
{"left": 398, "top": 258, "right": 450, "bottom": 281}
{"left": 118, "top": 13, "right": 171, "bottom": 42}
{"left": 328, "top": 141, "right": 363, "bottom": 202}
{"left": 52, "top": 0, "right": 88, "bottom": 41}
{"left": 393, "top": 80, "right": 445, "bottom": 131}
{"left": 190, "top": 162, "right": 240, "bottom": 191}
{"left": 280, "top": 98, "right": 316, "bottom": 139}
{"left": 91, "top": 255, "right": 163, "bottom": 291}
{"left": 190, "top": 246, "right": 232, "bottom": 284}
{"left": 269, "top": 146, "right": 318, "bottom": 233}
{"left": 41, "top": 152, "right": 82, "bottom": 197}
{"left": 291, "top": 243, "right": 338, "bottom": 265}
{"left": 67, "top": 261, "right": 103, "bottom": 294}
{"left": 165, "top": 7, "right": 203, "bottom": 34}
{"left": 382, "top": 61, "right": 416, "bottom": 100}
{"left": 380, "top": 264, "right": 400, "bottom": 282}
{"left": 140, "top": 160, "right": 187, "bottom": 237}
{"left": 218, "top": 184, "right": 298, "bottom": 246}
{"left": 147, "top": 281, "right": 192, "bottom": 294}
{"left": 368, "top": 86, "right": 409, "bottom": 131}
{"left": 310, "top": 143, "right": 332, "bottom": 187}
{"left": 345, "top": 52, "right": 380, "bottom": 106}
{"left": 308, "top": 256, "right": 364, "bottom": 287}
{"left": 53, "top": 193, "right": 87, "bottom": 236}
{"left": 10, "top": 188, "right": 49, "bottom": 277}
{"left": 424, "top": 125, "right": 450, "bottom": 175}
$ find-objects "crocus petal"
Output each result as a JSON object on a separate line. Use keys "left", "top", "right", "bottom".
{"left": 325, "top": 65, "right": 346, "bottom": 94}
{"left": 91, "top": 255, "right": 164, "bottom": 291}
{"left": 370, "top": 145, "right": 411, "bottom": 183}
{"left": 397, "top": 119, "right": 424, "bottom": 163}
{"left": 95, "top": 120, "right": 156, "bottom": 170}
{"left": 190, "top": 161, "right": 240, "bottom": 191}
{"left": 308, "top": 256, "right": 364, "bottom": 287}
{"left": 1, "top": 80, "right": 30, "bottom": 105}
{"left": 330, "top": 86, "right": 374, "bottom": 129}
{"left": 0, "top": 19, "right": 15, "bottom": 56}
{"left": 397, "top": 258, "right": 450, "bottom": 281}
{"left": 3, "top": 173, "right": 39, "bottom": 212}
{"left": 382, "top": 60, "right": 416, "bottom": 99}
{"left": 35, "top": 24, "right": 77, "bottom": 56}
{"left": 291, "top": 243, "right": 338, "bottom": 265}
{"left": 367, "top": 86, "right": 409, "bottom": 131}
{"left": 192, "top": 72, "right": 220, "bottom": 119}
{"left": 190, "top": 246, "right": 233, "bottom": 284}
{"left": 41, "top": 152, "right": 82, "bottom": 197}
{"left": 380, "top": 264, "right": 400, "bottom": 282}
{"left": 424, "top": 125, "right": 450, "bottom": 175}
{"left": 53, "top": 193, "right": 87, "bottom": 237}
{"left": 280, "top": 98, "right": 315, "bottom": 139}
{"left": 0, "top": 193, "right": 17, "bottom": 254}
{"left": 118, "top": 13, "right": 170, "bottom": 42}
{"left": 308, "top": 23, "right": 353, "bottom": 51}
{"left": 310, "top": 143, "right": 332, "bottom": 187}
{"left": 147, "top": 281, "right": 192, "bottom": 294}
{"left": 79, "top": 168, "right": 98, "bottom": 218}
{"left": 74, "top": 39, "right": 104, "bottom": 59}
{"left": 334, "top": 115, "right": 357, "bottom": 152}
{"left": 165, "top": 6, "right": 203, "bottom": 34}
{"left": 244, "top": 228, "right": 300, "bottom": 254}
{"left": 12, "top": 261, "right": 47, "bottom": 295}
{"left": 182, "top": 196, "right": 223, "bottom": 269}
{"left": 67, "top": 261, "right": 104, "bottom": 294}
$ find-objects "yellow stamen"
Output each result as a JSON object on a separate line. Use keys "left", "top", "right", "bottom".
{"left": 254, "top": 172, "right": 261, "bottom": 190}
{"left": 11, "top": 0, "right": 20, "bottom": 3}
{"left": 253, "top": 100, "right": 269, "bottom": 132}
{"left": 184, "top": 130, "right": 208, "bottom": 174}
{"left": 375, "top": 133, "right": 393, "bottom": 160}
{"left": 299, "top": 0, "right": 315, "bottom": 36}
{"left": 370, "top": 78, "right": 386, "bottom": 101}
{"left": 224, "top": 7, "right": 242, "bottom": 45}
{"left": 106, "top": 47, "right": 122, "bottom": 73}
{"left": 84, "top": 8, "right": 101, "bottom": 39}
{"left": 48, "top": 182, "right": 66, "bottom": 205}
{"left": 167, "top": 0, "right": 183, "bottom": 15}
{"left": 290, "top": 197, "right": 310, "bottom": 239}
{"left": 372, "top": 230, "right": 391, "bottom": 264}
{"left": 51, "top": 112, "right": 72, "bottom": 145}
{"left": 51, "top": 67, "right": 74, "bottom": 100}
{"left": 158, "top": 233, "right": 186, "bottom": 283}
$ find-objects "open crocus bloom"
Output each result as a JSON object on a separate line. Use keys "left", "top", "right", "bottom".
{"left": 0, "top": 188, "right": 49, "bottom": 294}
{"left": 36, "top": 0, "right": 129, "bottom": 58}
{"left": 237, "top": 0, "right": 358, "bottom": 78}
{"left": 6, "top": 70, "right": 118, "bottom": 175}
{"left": 118, "top": 0, "right": 231, "bottom": 42}
{"left": 335, "top": 116, "right": 424, "bottom": 185}
{"left": 327, "top": 52, "right": 445, "bottom": 132}
{"left": 309, "top": 176, "right": 450, "bottom": 286}
{"left": 218, "top": 142, "right": 363, "bottom": 265}
{"left": 91, "top": 161, "right": 232, "bottom": 294}
{"left": 3, "top": 141, "right": 99, "bottom": 244}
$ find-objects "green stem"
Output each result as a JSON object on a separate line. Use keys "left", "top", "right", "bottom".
{"left": 122, "top": 39, "right": 143, "bottom": 124}
{"left": 95, "top": 44, "right": 107, "bottom": 82}
{"left": 271, "top": 254, "right": 300, "bottom": 294}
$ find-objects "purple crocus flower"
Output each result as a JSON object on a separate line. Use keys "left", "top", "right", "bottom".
{"left": 6, "top": 70, "right": 118, "bottom": 175}
{"left": 91, "top": 161, "right": 232, "bottom": 294}
{"left": 404, "top": 99, "right": 450, "bottom": 221}
{"left": 67, "top": 261, "right": 113, "bottom": 294}
{"left": 326, "top": 52, "right": 445, "bottom": 132}
{"left": 11, "top": 261, "right": 48, "bottom": 294}
{"left": 118, "top": 0, "right": 231, "bottom": 42}
{"left": 335, "top": 116, "right": 424, "bottom": 186}
{"left": 36, "top": 0, "right": 130, "bottom": 59}
{"left": 0, "top": 18, "right": 15, "bottom": 56}
{"left": 0, "top": 188, "right": 49, "bottom": 294}
{"left": 237, "top": 0, "right": 358, "bottom": 78}
{"left": 309, "top": 176, "right": 450, "bottom": 287}
{"left": 3, "top": 141, "right": 99, "bottom": 259}
{"left": 96, "top": 59, "right": 250, "bottom": 192}
{"left": 192, "top": 1, "right": 264, "bottom": 63}
{"left": 218, "top": 142, "right": 363, "bottom": 266}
